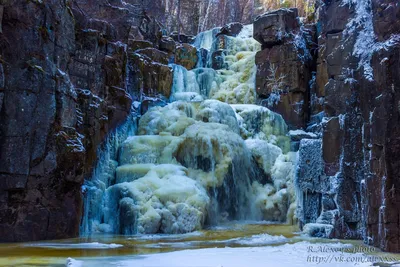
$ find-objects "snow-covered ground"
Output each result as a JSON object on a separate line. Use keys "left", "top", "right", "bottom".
{"left": 66, "top": 241, "right": 393, "bottom": 267}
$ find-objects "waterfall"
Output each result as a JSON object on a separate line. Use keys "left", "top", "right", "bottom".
{"left": 81, "top": 25, "right": 297, "bottom": 236}
{"left": 80, "top": 111, "right": 138, "bottom": 235}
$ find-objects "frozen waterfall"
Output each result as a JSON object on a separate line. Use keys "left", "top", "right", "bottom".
{"left": 81, "top": 25, "right": 298, "bottom": 236}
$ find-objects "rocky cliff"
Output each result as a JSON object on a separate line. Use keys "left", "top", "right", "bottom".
{"left": 254, "top": 1, "right": 400, "bottom": 252}
{"left": 0, "top": 0, "right": 187, "bottom": 242}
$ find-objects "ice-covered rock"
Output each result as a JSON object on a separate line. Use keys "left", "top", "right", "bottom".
{"left": 138, "top": 101, "right": 196, "bottom": 136}
{"left": 115, "top": 164, "right": 155, "bottom": 184}
{"left": 245, "top": 139, "right": 282, "bottom": 175}
{"left": 231, "top": 104, "right": 290, "bottom": 152}
{"left": 103, "top": 164, "right": 210, "bottom": 234}
{"left": 303, "top": 223, "right": 334, "bottom": 238}
{"left": 196, "top": 100, "right": 240, "bottom": 134}
{"left": 288, "top": 130, "right": 318, "bottom": 141}
{"left": 295, "top": 139, "right": 325, "bottom": 192}
{"left": 119, "top": 135, "right": 182, "bottom": 165}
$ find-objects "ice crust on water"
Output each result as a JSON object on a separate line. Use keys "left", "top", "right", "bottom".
{"left": 233, "top": 233, "right": 288, "bottom": 245}
{"left": 26, "top": 242, "right": 123, "bottom": 249}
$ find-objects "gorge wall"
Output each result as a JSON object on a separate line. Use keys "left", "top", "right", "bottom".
{"left": 0, "top": 0, "right": 174, "bottom": 242}
{"left": 253, "top": 1, "right": 400, "bottom": 252}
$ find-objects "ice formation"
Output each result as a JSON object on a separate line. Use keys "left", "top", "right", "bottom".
{"left": 104, "top": 164, "right": 210, "bottom": 234}
{"left": 81, "top": 25, "right": 298, "bottom": 236}
{"left": 170, "top": 25, "right": 261, "bottom": 104}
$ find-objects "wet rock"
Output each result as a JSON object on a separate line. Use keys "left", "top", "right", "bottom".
{"left": 216, "top": 22, "right": 243, "bottom": 37}
{"left": 175, "top": 44, "right": 198, "bottom": 70}
{"left": 0, "top": 0, "right": 155, "bottom": 242}
{"left": 128, "top": 40, "right": 153, "bottom": 52}
{"left": 170, "top": 32, "right": 195, "bottom": 44}
{"left": 129, "top": 53, "right": 173, "bottom": 98}
{"left": 289, "top": 0, "right": 400, "bottom": 252}
{"left": 136, "top": 48, "right": 170, "bottom": 65}
{"left": 0, "top": 5, "right": 3, "bottom": 33}
{"left": 159, "top": 36, "right": 176, "bottom": 53}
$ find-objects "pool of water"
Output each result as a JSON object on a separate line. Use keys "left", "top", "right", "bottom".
{"left": 0, "top": 222, "right": 398, "bottom": 266}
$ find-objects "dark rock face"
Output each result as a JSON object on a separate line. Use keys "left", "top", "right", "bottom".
{"left": 254, "top": 8, "right": 316, "bottom": 129}
{"left": 253, "top": 1, "right": 400, "bottom": 252}
{"left": 269, "top": 0, "right": 400, "bottom": 252}
{"left": 216, "top": 22, "right": 244, "bottom": 37}
{"left": 254, "top": 8, "right": 300, "bottom": 49}
{"left": 0, "top": 0, "right": 173, "bottom": 242}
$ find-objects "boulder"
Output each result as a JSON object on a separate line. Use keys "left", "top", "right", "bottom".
{"left": 128, "top": 40, "right": 153, "bottom": 52}
{"left": 136, "top": 48, "right": 170, "bottom": 65}
{"left": 253, "top": 8, "right": 299, "bottom": 48}
{"left": 159, "top": 36, "right": 176, "bottom": 53}
{"left": 175, "top": 44, "right": 198, "bottom": 70}
{"left": 216, "top": 22, "right": 244, "bottom": 37}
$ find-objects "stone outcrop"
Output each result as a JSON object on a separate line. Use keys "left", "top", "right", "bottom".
{"left": 254, "top": 2, "right": 400, "bottom": 252}
{"left": 258, "top": 2, "right": 400, "bottom": 253}
{"left": 254, "top": 8, "right": 316, "bottom": 129}
{"left": 310, "top": 0, "right": 400, "bottom": 252}
{"left": 0, "top": 0, "right": 174, "bottom": 242}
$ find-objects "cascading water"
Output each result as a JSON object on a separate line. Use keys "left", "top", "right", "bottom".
{"left": 81, "top": 25, "right": 298, "bottom": 236}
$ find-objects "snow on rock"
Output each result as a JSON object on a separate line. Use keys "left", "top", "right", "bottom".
{"left": 303, "top": 223, "right": 335, "bottom": 238}
{"left": 66, "top": 258, "right": 83, "bottom": 267}
{"left": 288, "top": 130, "right": 318, "bottom": 141}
